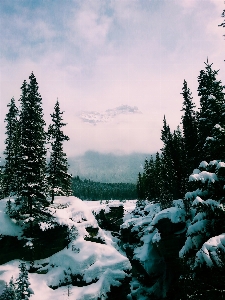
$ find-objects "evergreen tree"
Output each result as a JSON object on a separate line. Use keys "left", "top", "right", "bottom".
{"left": 180, "top": 160, "right": 225, "bottom": 299}
{"left": 197, "top": 60, "right": 225, "bottom": 161}
{"left": 172, "top": 126, "right": 187, "bottom": 196}
{"left": 47, "top": 99, "right": 72, "bottom": 203}
{"left": 17, "top": 73, "right": 47, "bottom": 219}
{"left": 180, "top": 79, "right": 198, "bottom": 174}
{"left": 0, "top": 277, "right": 17, "bottom": 300}
{"left": 159, "top": 116, "right": 176, "bottom": 208}
{"left": 137, "top": 172, "right": 145, "bottom": 200}
{"left": 16, "top": 262, "right": 33, "bottom": 300}
{"left": 2, "top": 97, "right": 20, "bottom": 197}
{"left": 152, "top": 152, "right": 161, "bottom": 202}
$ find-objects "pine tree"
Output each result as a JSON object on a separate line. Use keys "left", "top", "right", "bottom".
{"left": 152, "top": 152, "right": 161, "bottom": 202}
{"left": 172, "top": 126, "right": 187, "bottom": 196}
{"left": 181, "top": 79, "right": 198, "bottom": 174}
{"left": 2, "top": 97, "right": 20, "bottom": 197}
{"left": 47, "top": 99, "right": 72, "bottom": 203}
{"left": 137, "top": 172, "right": 145, "bottom": 200}
{"left": 16, "top": 262, "right": 33, "bottom": 299}
{"left": 17, "top": 73, "right": 47, "bottom": 219}
{"left": 197, "top": 60, "right": 225, "bottom": 162}
{"left": 0, "top": 277, "right": 17, "bottom": 300}
{"left": 159, "top": 116, "right": 176, "bottom": 208}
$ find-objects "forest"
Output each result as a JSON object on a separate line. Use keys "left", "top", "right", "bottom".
{"left": 72, "top": 176, "right": 137, "bottom": 200}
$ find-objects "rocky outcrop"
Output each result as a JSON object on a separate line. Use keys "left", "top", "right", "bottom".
{"left": 151, "top": 208, "right": 187, "bottom": 299}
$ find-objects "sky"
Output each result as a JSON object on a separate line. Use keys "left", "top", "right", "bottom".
{"left": 0, "top": 0, "right": 225, "bottom": 157}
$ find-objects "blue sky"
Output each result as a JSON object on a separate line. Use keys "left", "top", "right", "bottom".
{"left": 0, "top": 0, "right": 224, "bottom": 156}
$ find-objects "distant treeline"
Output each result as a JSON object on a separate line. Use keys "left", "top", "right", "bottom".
{"left": 72, "top": 176, "right": 137, "bottom": 200}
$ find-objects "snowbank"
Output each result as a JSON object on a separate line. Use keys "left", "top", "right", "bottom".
{"left": 0, "top": 197, "right": 132, "bottom": 300}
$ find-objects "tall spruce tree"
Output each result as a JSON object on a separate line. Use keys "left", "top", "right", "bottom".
{"left": 16, "top": 262, "right": 33, "bottom": 299}
{"left": 159, "top": 116, "right": 176, "bottom": 208}
{"left": 172, "top": 126, "right": 187, "bottom": 196}
{"left": 137, "top": 172, "right": 145, "bottom": 200}
{"left": 47, "top": 99, "right": 72, "bottom": 203}
{"left": 153, "top": 152, "right": 161, "bottom": 202}
{"left": 197, "top": 61, "right": 225, "bottom": 162}
{"left": 159, "top": 118, "right": 186, "bottom": 208}
{"left": 181, "top": 80, "right": 198, "bottom": 174}
{"left": 2, "top": 97, "right": 20, "bottom": 197}
{"left": 18, "top": 73, "right": 47, "bottom": 218}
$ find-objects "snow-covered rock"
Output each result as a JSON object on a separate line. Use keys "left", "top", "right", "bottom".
{"left": 0, "top": 197, "right": 132, "bottom": 300}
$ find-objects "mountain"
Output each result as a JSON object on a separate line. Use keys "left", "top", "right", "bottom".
{"left": 68, "top": 151, "right": 154, "bottom": 183}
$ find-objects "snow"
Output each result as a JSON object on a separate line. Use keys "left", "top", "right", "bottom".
{"left": 173, "top": 199, "right": 185, "bottom": 209}
{"left": 151, "top": 207, "right": 185, "bottom": 226}
{"left": 0, "top": 197, "right": 132, "bottom": 300}
{"left": 84, "top": 199, "right": 137, "bottom": 218}
{"left": 189, "top": 171, "right": 218, "bottom": 183}
{"left": 194, "top": 234, "right": 225, "bottom": 268}
{"left": 199, "top": 161, "right": 208, "bottom": 168}
{"left": 192, "top": 196, "right": 204, "bottom": 206}
{"left": 185, "top": 189, "right": 208, "bottom": 200}
{"left": 187, "top": 219, "right": 209, "bottom": 236}
{"left": 193, "top": 169, "right": 201, "bottom": 174}
{"left": 0, "top": 198, "right": 22, "bottom": 237}
{"left": 217, "top": 161, "right": 225, "bottom": 169}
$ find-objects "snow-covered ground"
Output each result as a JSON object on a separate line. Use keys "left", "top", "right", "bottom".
{"left": 0, "top": 197, "right": 136, "bottom": 300}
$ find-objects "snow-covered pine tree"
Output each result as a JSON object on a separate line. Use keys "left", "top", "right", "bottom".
{"left": 179, "top": 160, "right": 225, "bottom": 299}
{"left": 197, "top": 60, "right": 225, "bottom": 162}
{"left": 0, "top": 277, "right": 17, "bottom": 300}
{"left": 16, "top": 262, "right": 33, "bottom": 299}
{"left": 181, "top": 79, "right": 198, "bottom": 174}
{"left": 47, "top": 99, "right": 72, "bottom": 203}
{"left": 17, "top": 73, "right": 47, "bottom": 219}
{"left": 2, "top": 97, "right": 20, "bottom": 197}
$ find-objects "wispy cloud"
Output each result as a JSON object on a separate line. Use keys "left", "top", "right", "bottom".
{"left": 79, "top": 105, "right": 142, "bottom": 125}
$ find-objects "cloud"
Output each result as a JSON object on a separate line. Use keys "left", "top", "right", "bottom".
{"left": 79, "top": 105, "right": 142, "bottom": 125}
